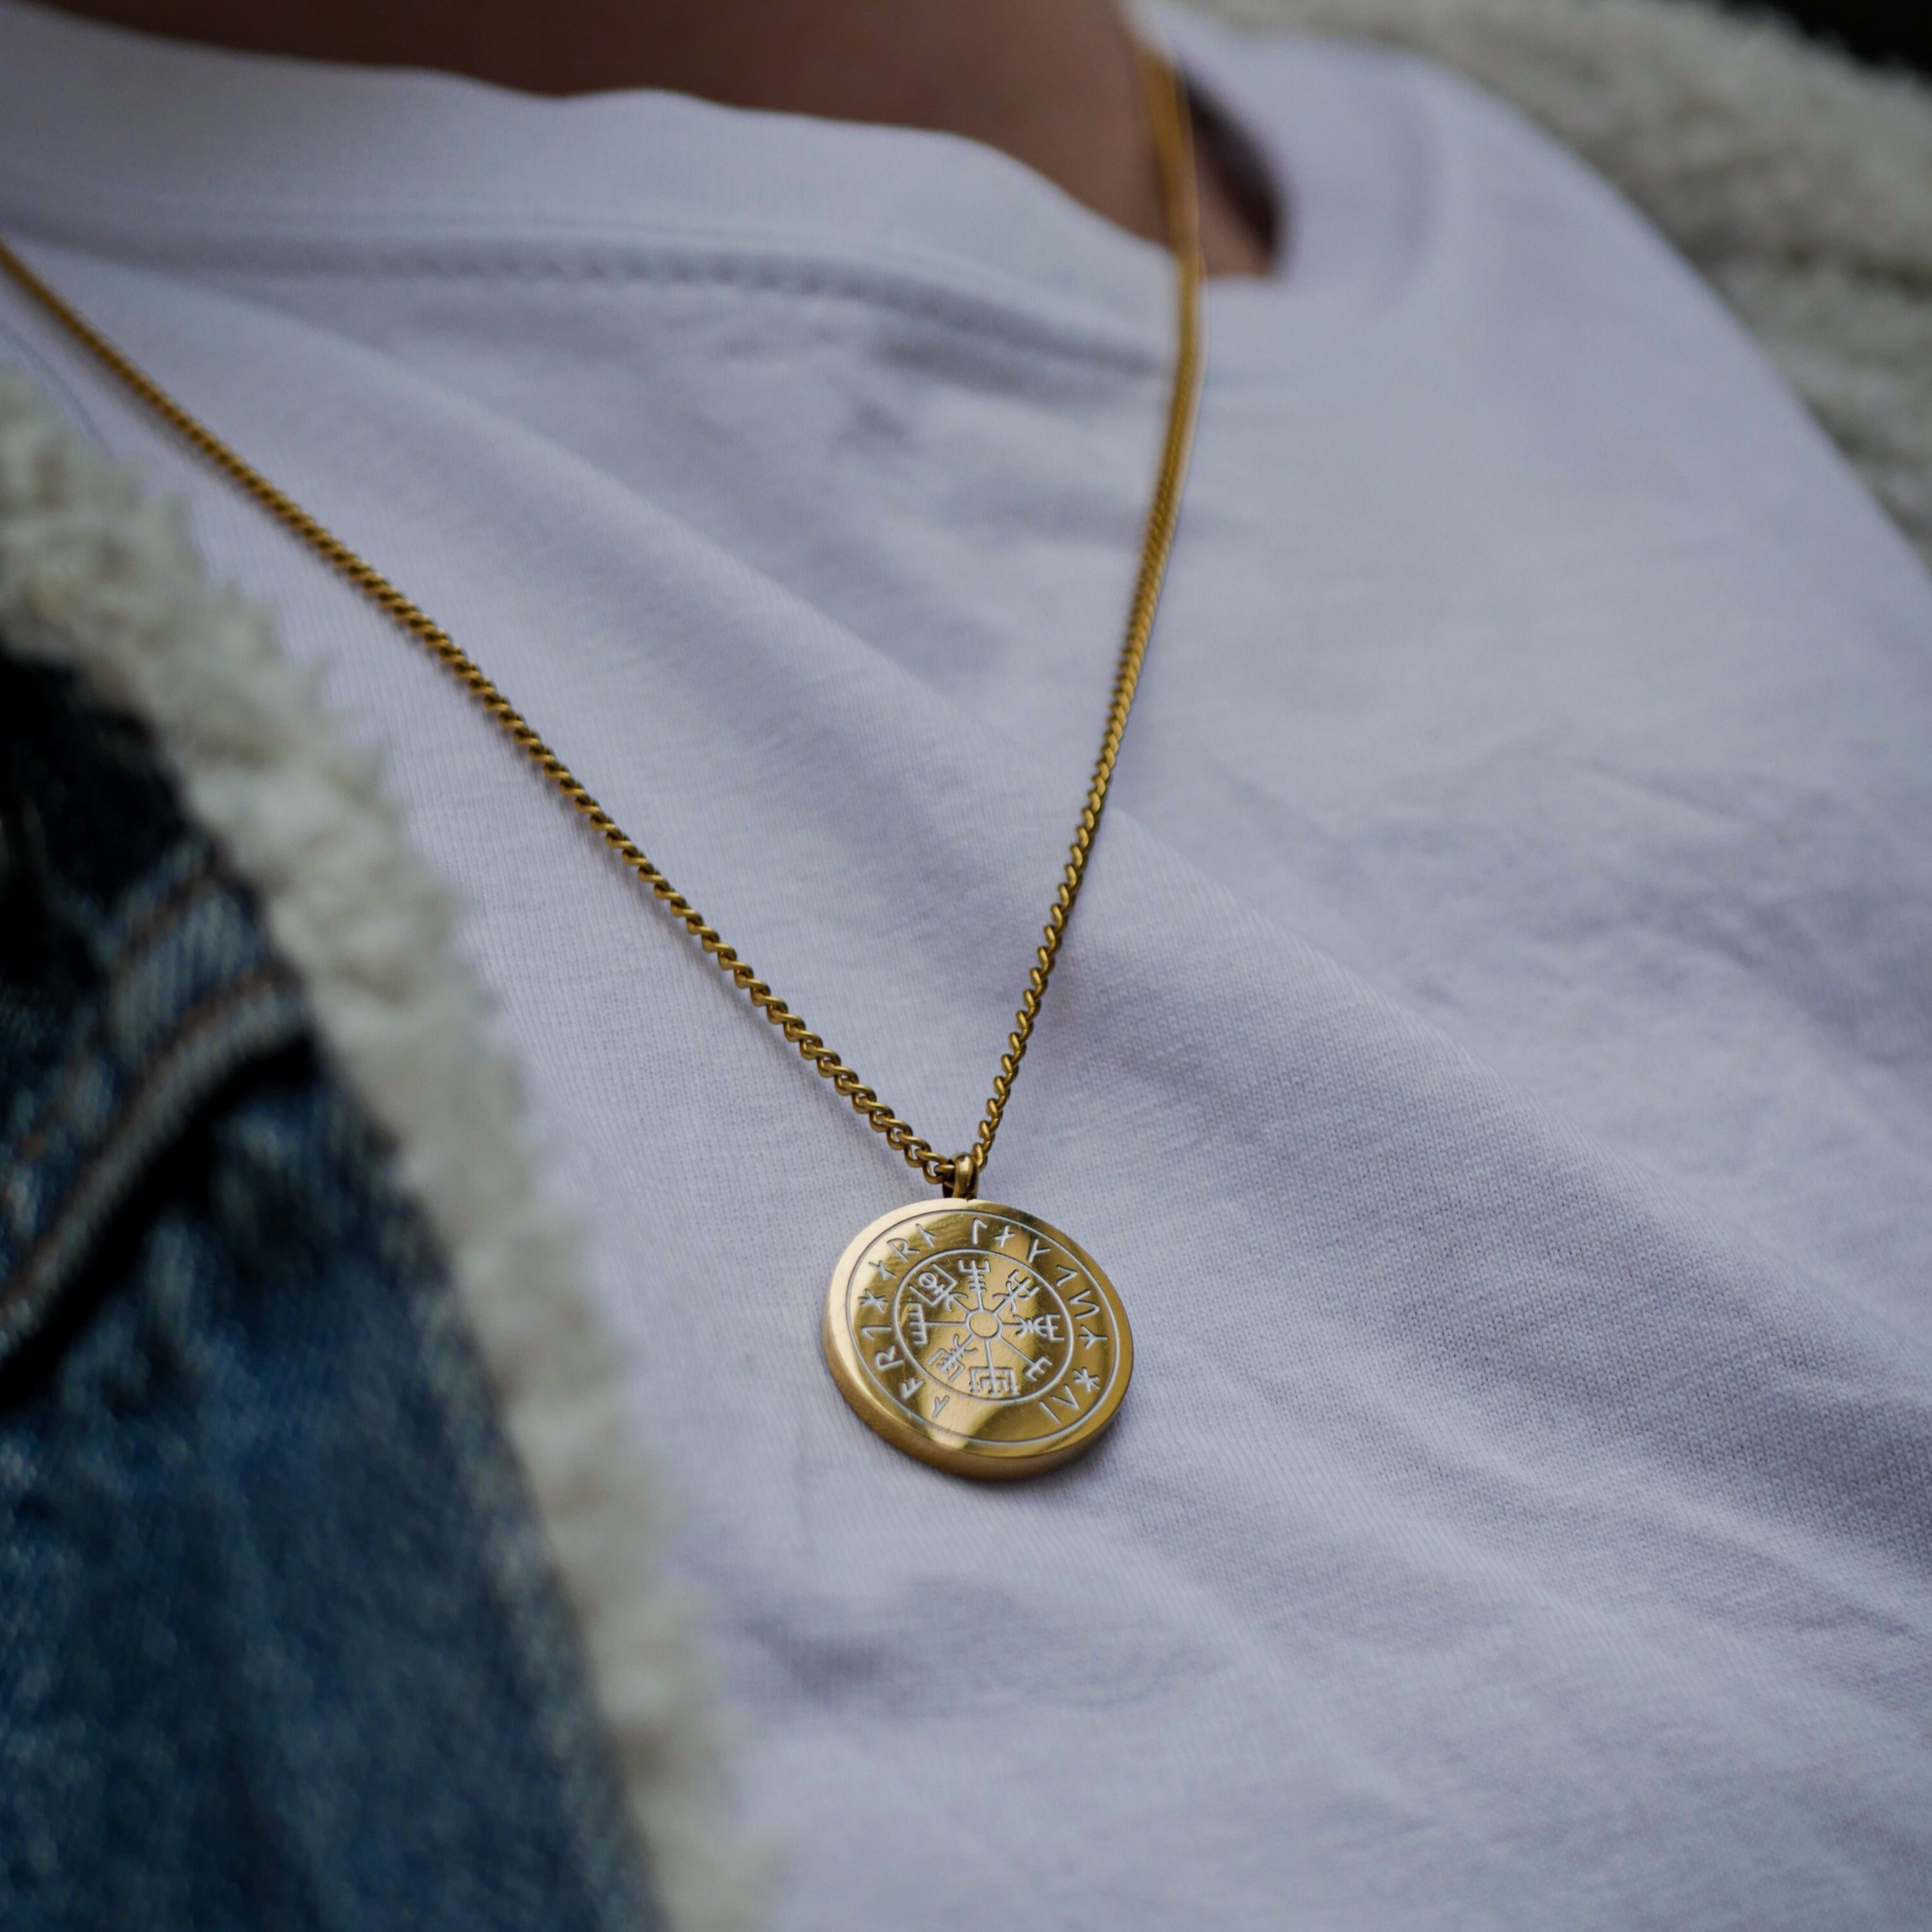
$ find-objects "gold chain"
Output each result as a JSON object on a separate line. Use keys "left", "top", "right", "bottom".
{"left": 0, "top": 45, "right": 1203, "bottom": 1199}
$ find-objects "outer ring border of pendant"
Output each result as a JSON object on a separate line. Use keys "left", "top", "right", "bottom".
{"left": 822, "top": 1199, "right": 1134, "bottom": 1481}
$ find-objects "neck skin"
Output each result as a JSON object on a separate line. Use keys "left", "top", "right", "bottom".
{"left": 36, "top": 0, "right": 1270, "bottom": 277}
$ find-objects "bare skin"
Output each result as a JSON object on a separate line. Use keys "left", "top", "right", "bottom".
{"left": 41, "top": 0, "right": 1272, "bottom": 275}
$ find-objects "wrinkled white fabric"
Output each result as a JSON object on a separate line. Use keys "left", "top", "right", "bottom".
{"left": 3, "top": 2, "right": 1929, "bottom": 1924}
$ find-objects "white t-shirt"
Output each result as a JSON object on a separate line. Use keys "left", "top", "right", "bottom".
{"left": 4, "top": 3, "right": 1931, "bottom": 1924}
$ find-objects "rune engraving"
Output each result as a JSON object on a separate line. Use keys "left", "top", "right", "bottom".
{"left": 842, "top": 1209, "right": 1120, "bottom": 1448}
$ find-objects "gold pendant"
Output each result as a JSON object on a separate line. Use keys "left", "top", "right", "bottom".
{"left": 823, "top": 1200, "right": 1133, "bottom": 1479}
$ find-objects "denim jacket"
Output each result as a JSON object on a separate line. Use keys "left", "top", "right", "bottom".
{"left": 0, "top": 647, "right": 659, "bottom": 1927}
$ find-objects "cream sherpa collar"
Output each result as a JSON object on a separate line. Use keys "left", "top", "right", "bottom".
{"left": 1200, "top": 0, "right": 1932, "bottom": 568}
{"left": 0, "top": 6, "right": 1924, "bottom": 1931}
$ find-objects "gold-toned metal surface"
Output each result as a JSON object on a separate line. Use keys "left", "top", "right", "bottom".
{"left": 824, "top": 1202, "right": 1133, "bottom": 1478}
{"left": 0, "top": 47, "right": 1198, "bottom": 1481}
{"left": 0, "top": 42, "right": 1201, "bottom": 1204}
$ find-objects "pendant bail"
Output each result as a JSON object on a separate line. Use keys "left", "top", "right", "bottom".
{"left": 947, "top": 1149, "right": 981, "bottom": 1200}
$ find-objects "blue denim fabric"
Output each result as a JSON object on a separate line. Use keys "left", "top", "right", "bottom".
{"left": 0, "top": 651, "right": 657, "bottom": 1931}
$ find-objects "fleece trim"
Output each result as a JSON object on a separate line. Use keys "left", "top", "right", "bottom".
{"left": 0, "top": 372, "right": 765, "bottom": 1932}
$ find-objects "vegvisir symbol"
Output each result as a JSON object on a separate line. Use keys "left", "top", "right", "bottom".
{"left": 826, "top": 1203, "right": 1132, "bottom": 1476}
{"left": 882, "top": 1239, "right": 1085, "bottom": 1408}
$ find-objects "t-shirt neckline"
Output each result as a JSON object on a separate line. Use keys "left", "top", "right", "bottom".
{"left": 0, "top": 0, "right": 1433, "bottom": 374}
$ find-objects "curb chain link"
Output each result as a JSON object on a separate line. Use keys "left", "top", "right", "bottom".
{"left": 0, "top": 45, "right": 1203, "bottom": 1196}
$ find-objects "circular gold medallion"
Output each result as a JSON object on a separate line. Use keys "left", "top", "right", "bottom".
{"left": 823, "top": 1201, "right": 1133, "bottom": 1479}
